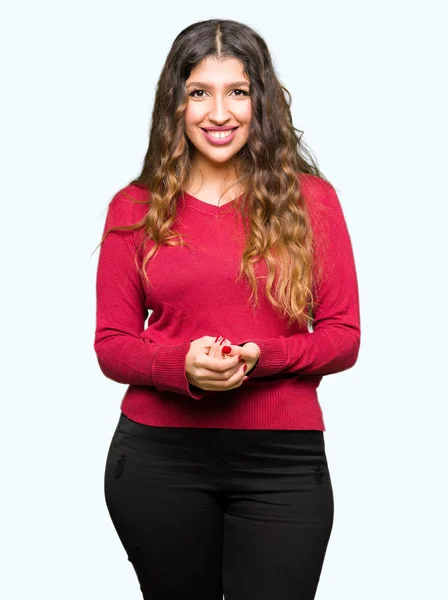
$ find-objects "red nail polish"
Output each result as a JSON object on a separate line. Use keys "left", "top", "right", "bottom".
{"left": 214, "top": 335, "right": 221, "bottom": 343}
{"left": 243, "top": 365, "right": 247, "bottom": 372}
{"left": 222, "top": 346, "right": 231, "bottom": 354}
{"left": 242, "top": 376, "right": 249, "bottom": 382}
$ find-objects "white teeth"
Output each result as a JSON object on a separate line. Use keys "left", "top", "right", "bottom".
{"left": 207, "top": 129, "right": 235, "bottom": 139}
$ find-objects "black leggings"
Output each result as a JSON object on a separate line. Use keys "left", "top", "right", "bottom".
{"left": 104, "top": 411, "right": 334, "bottom": 600}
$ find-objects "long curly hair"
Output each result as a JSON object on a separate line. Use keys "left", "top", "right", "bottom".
{"left": 99, "top": 18, "right": 332, "bottom": 328}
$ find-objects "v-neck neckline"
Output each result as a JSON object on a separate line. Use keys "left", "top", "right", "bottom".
{"left": 180, "top": 191, "right": 243, "bottom": 215}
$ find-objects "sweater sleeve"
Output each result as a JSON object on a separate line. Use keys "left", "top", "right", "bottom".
{"left": 240, "top": 182, "right": 361, "bottom": 378}
{"left": 93, "top": 192, "right": 204, "bottom": 400}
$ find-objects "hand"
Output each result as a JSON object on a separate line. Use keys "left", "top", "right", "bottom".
{"left": 186, "top": 336, "right": 247, "bottom": 391}
{"left": 233, "top": 342, "right": 261, "bottom": 375}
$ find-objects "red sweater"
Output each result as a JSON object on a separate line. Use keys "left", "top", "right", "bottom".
{"left": 94, "top": 173, "right": 360, "bottom": 430}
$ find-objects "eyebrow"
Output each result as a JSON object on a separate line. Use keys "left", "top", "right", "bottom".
{"left": 186, "top": 80, "right": 250, "bottom": 88}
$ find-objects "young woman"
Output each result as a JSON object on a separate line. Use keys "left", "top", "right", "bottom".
{"left": 94, "top": 18, "right": 361, "bottom": 600}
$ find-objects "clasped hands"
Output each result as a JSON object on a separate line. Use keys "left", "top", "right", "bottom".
{"left": 186, "top": 335, "right": 260, "bottom": 392}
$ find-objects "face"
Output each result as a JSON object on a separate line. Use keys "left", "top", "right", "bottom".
{"left": 184, "top": 56, "right": 252, "bottom": 167}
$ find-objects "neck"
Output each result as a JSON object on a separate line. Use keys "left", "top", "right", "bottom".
{"left": 187, "top": 153, "right": 241, "bottom": 198}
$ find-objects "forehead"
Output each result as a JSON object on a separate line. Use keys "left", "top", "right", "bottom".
{"left": 186, "top": 56, "right": 249, "bottom": 84}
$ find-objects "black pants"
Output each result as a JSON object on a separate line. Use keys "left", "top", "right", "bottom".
{"left": 104, "top": 412, "right": 334, "bottom": 600}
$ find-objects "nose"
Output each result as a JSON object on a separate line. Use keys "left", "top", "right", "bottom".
{"left": 208, "top": 94, "right": 231, "bottom": 123}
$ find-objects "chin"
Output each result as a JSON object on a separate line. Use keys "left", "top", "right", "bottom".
{"left": 206, "top": 152, "right": 238, "bottom": 164}
{"left": 200, "top": 143, "right": 248, "bottom": 163}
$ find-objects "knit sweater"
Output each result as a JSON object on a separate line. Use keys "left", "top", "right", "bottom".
{"left": 94, "top": 173, "right": 360, "bottom": 430}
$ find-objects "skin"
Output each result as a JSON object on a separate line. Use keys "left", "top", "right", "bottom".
{"left": 183, "top": 56, "right": 260, "bottom": 391}
{"left": 186, "top": 336, "right": 260, "bottom": 392}
{"left": 183, "top": 55, "right": 252, "bottom": 204}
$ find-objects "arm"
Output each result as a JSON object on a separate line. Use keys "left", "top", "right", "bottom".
{"left": 93, "top": 192, "right": 204, "bottom": 400}
{"left": 240, "top": 181, "right": 361, "bottom": 378}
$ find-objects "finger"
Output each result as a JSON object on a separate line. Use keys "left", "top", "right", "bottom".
{"left": 198, "top": 352, "right": 240, "bottom": 379}
{"left": 207, "top": 336, "right": 221, "bottom": 359}
{"left": 224, "top": 343, "right": 245, "bottom": 360}
{"left": 206, "top": 348, "right": 240, "bottom": 373}
{"left": 221, "top": 341, "right": 236, "bottom": 359}
{"left": 196, "top": 364, "right": 240, "bottom": 384}
{"left": 205, "top": 335, "right": 222, "bottom": 358}
{"left": 224, "top": 363, "right": 248, "bottom": 388}
{"left": 204, "top": 362, "right": 247, "bottom": 389}
{"left": 217, "top": 336, "right": 231, "bottom": 361}
{"left": 209, "top": 336, "right": 230, "bottom": 360}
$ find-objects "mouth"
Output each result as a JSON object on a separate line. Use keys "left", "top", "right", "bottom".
{"left": 200, "top": 127, "right": 239, "bottom": 145}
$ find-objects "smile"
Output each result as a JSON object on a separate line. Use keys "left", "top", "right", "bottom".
{"left": 200, "top": 127, "right": 239, "bottom": 145}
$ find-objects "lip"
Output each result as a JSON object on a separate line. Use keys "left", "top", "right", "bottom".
{"left": 200, "top": 126, "right": 239, "bottom": 146}
{"left": 202, "top": 126, "right": 238, "bottom": 131}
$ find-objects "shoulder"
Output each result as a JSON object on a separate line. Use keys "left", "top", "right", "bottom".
{"left": 106, "top": 183, "right": 150, "bottom": 227}
{"left": 297, "top": 172, "right": 344, "bottom": 226}
{"left": 297, "top": 172, "right": 337, "bottom": 204}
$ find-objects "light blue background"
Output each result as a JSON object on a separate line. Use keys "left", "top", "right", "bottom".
{"left": 1, "top": 0, "right": 446, "bottom": 598}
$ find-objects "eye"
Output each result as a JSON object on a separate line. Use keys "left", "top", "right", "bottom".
{"left": 188, "top": 88, "right": 250, "bottom": 98}
{"left": 189, "top": 89, "right": 207, "bottom": 98}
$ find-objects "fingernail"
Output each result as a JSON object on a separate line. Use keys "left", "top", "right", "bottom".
{"left": 237, "top": 355, "right": 243, "bottom": 361}
{"left": 214, "top": 335, "right": 221, "bottom": 343}
{"left": 222, "top": 346, "right": 231, "bottom": 354}
{"left": 243, "top": 365, "right": 247, "bottom": 372}
{"left": 242, "top": 376, "right": 249, "bottom": 382}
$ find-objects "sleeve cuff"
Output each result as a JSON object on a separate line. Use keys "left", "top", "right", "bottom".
{"left": 152, "top": 341, "right": 204, "bottom": 400}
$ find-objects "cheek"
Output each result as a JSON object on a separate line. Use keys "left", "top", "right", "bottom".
{"left": 183, "top": 108, "right": 192, "bottom": 132}
{"left": 239, "top": 102, "right": 252, "bottom": 125}
{"left": 184, "top": 103, "right": 203, "bottom": 130}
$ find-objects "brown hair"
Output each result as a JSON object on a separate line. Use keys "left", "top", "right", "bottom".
{"left": 98, "top": 19, "right": 332, "bottom": 327}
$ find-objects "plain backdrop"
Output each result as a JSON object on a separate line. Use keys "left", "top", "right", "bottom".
{"left": 1, "top": 1, "right": 447, "bottom": 598}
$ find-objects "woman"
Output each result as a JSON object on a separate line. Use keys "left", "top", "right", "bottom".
{"left": 94, "top": 18, "right": 361, "bottom": 600}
